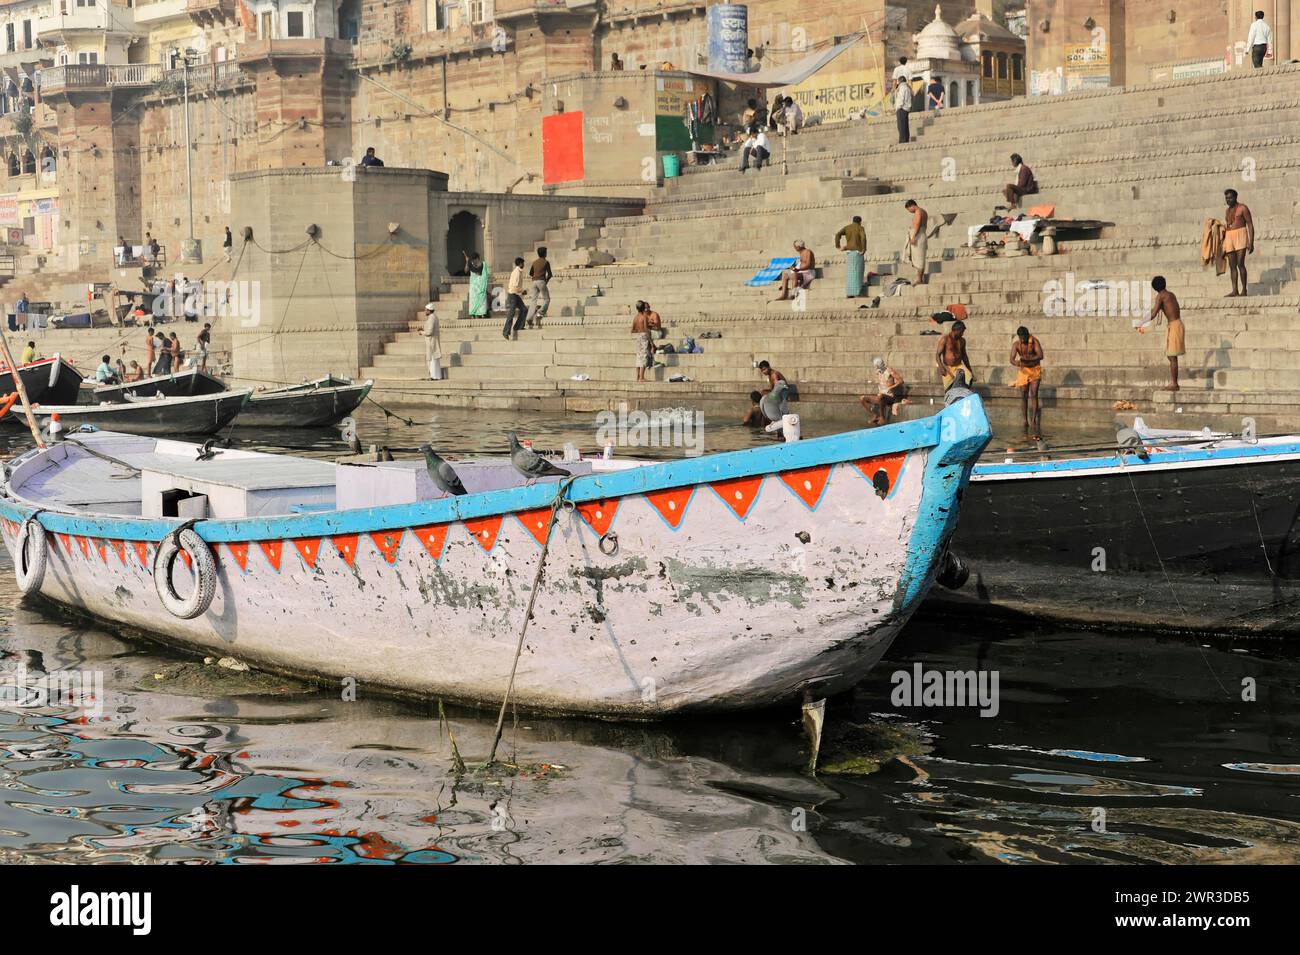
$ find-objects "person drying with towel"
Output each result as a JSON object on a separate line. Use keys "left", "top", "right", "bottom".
{"left": 1011, "top": 326, "right": 1044, "bottom": 439}
{"left": 935, "top": 320, "right": 974, "bottom": 388}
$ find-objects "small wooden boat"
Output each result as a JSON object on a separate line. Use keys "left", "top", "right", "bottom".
{"left": 0, "top": 397, "right": 992, "bottom": 716}
{"left": 926, "top": 428, "right": 1300, "bottom": 636}
{"left": 1, "top": 355, "right": 84, "bottom": 405}
{"left": 92, "top": 366, "right": 226, "bottom": 403}
{"left": 237, "top": 377, "right": 373, "bottom": 428}
{"left": 9, "top": 390, "right": 251, "bottom": 437}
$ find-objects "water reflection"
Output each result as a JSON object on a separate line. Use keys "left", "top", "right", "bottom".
{"left": 0, "top": 409, "right": 1297, "bottom": 864}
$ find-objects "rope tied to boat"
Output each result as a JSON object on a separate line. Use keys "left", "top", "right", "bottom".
{"left": 166, "top": 517, "right": 201, "bottom": 551}
{"left": 487, "top": 475, "right": 577, "bottom": 765}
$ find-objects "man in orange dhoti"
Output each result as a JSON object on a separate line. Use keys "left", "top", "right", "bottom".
{"left": 1011, "top": 325, "right": 1044, "bottom": 438}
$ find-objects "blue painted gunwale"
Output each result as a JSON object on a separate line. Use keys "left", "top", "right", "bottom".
{"left": 0, "top": 400, "right": 990, "bottom": 551}
{"left": 896, "top": 397, "right": 992, "bottom": 607}
{"left": 974, "top": 440, "right": 1300, "bottom": 479}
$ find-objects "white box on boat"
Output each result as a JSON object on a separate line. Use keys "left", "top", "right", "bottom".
{"left": 334, "top": 459, "right": 594, "bottom": 511}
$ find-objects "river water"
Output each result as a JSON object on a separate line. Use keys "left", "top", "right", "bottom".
{"left": 1, "top": 407, "right": 1297, "bottom": 865}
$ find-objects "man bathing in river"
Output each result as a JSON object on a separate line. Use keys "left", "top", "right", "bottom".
{"left": 1146, "top": 275, "right": 1185, "bottom": 391}
{"left": 742, "top": 391, "right": 770, "bottom": 428}
{"left": 1011, "top": 326, "right": 1044, "bottom": 438}
{"left": 860, "top": 357, "right": 906, "bottom": 425}
{"left": 1223, "top": 189, "right": 1254, "bottom": 297}
{"left": 935, "top": 320, "right": 974, "bottom": 388}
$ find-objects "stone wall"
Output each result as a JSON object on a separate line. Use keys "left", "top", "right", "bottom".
{"left": 1026, "top": 0, "right": 1300, "bottom": 91}
{"left": 228, "top": 166, "right": 442, "bottom": 385}
{"left": 227, "top": 165, "right": 641, "bottom": 383}
{"left": 23, "top": 0, "right": 987, "bottom": 279}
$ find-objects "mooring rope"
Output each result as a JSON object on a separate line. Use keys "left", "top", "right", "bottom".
{"left": 1120, "top": 461, "right": 1231, "bottom": 698}
{"left": 486, "top": 475, "right": 576, "bottom": 765}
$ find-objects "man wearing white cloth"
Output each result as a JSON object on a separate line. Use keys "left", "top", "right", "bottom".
{"left": 420, "top": 302, "right": 443, "bottom": 380}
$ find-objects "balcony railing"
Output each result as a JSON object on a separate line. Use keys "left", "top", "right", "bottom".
{"left": 39, "top": 61, "right": 247, "bottom": 93}
{"left": 185, "top": 0, "right": 237, "bottom": 18}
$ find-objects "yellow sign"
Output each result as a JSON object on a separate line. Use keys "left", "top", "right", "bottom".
{"left": 785, "top": 68, "right": 884, "bottom": 125}
{"left": 1065, "top": 44, "right": 1109, "bottom": 71}
{"left": 654, "top": 76, "right": 710, "bottom": 116}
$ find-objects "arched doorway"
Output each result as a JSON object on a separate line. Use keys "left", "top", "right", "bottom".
{"left": 447, "top": 209, "right": 484, "bottom": 275}
{"left": 949, "top": 81, "right": 959, "bottom": 107}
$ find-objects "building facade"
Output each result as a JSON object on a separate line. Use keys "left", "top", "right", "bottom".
{"left": 1, "top": 0, "right": 1273, "bottom": 276}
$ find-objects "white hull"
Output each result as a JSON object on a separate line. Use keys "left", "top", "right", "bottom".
{"left": 1, "top": 399, "right": 991, "bottom": 716}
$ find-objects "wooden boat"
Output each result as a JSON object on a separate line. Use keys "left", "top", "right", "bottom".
{"left": 9, "top": 390, "right": 251, "bottom": 437}
{"left": 0, "top": 397, "right": 992, "bottom": 716}
{"left": 92, "top": 366, "right": 226, "bottom": 403}
{"left": 926, "top": 429, "right": 1300, "bottom": 636}
{"left": 0, "top": 355, "right": 84, "bottom": 405}
{"left": 237, "top": 377, "right": 374, "bottom": 428}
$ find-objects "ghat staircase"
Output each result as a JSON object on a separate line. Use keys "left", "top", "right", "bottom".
{"left": 362, "top": 63, "right": 1300, "bottom": 432}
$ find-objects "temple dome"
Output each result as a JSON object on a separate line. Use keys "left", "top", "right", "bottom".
{"left": 915, "top": 4, "right": 962, "bottom": 61}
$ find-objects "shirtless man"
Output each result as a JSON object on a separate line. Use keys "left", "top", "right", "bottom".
{"left": 774, "top": 241, "right": 815, "bottom": 300}
{"left": 742, "top": 391, "right": 770, "bottom": 428}
{"left": 934, "top": 320, "right": 974, "bottom": 387}
{"left": 1010, "top": 325, "right": 1044, "bottom": 437}
{"left": 904, "top": 200, "right": 928, "bottom": 285}
{"left": 631, "top": 301, "right": 656, "bottom": 382}
{"left": 1223, "top": 189, "right": 1254, "bottom": 297}
{"left": 754, "top": 359, "right": 790, "bottom": 419}
{"left": 1147, "top": 275, "right": 1184, "bottom": 391}
{"left": 860, "top": 357, "right": 906, "bottom": 425}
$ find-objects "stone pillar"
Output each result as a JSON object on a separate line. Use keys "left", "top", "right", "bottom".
{"left": 45, "top": 87, "right": 143, "bottom": 273}
{"left": 1276, "top": 0, "right": 1292, "bottom": 61}
{"left": 237, "top": 38, "right": 354, "bottom": 169}
{"left": 229, "top": 167, "right": 443, "bottom": 384}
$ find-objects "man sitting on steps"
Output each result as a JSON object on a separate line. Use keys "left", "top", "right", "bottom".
{"left": 738, "top": 126, "right": 770, "bottom": 173}
{"left": 1002, "top": 154, "right": 1038, "bottom": 210}
{"left": 773, "top": 241, "right": 815, "bottom": 301}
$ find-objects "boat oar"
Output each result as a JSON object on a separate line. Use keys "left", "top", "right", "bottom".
{"left": 0, "top": 325, "right": 44, "bottom": 449}
{"left": 486, "top": 476, "right": 575, "bottom": 765}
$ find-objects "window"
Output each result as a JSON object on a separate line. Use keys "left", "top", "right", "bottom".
{"left": 21, "top": 150, "right": 35, "bottom": 175}
{"left": 22, "top": 20, "right": 31, "bottom": 50}
{"left": 286, "top": 11, "right": 304, "bottom": 37}
{"left": 8, "top": 154, "right": 19, "bottom": 177}
{"left": 997, "top": 53, "right": 1008, "bottom": 80}
{"left": 981, "top": 51, "right": 993, "bottom": 78}
{"left": 1012, "top": 54, "right": 1023, "bottom": 81}
{"left": 77, "top": 52, "right": 99, "bottom": 64}
{"left": 40, "top": 146, "right": 55, "bottom": 176}
{"left": 5, "top": 24, "right": 13, "bottom": 54}
{"left": 469, "top": 0, "right": 492, "bottom": 23}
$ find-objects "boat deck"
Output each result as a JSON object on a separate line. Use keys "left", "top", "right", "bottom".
{"left": 8, "top": 431, "right": 600, "bottom": 520}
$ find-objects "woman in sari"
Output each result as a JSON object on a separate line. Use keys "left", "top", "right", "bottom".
{"left": 465, "top": 251, "right": 489, "bottom": 318}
